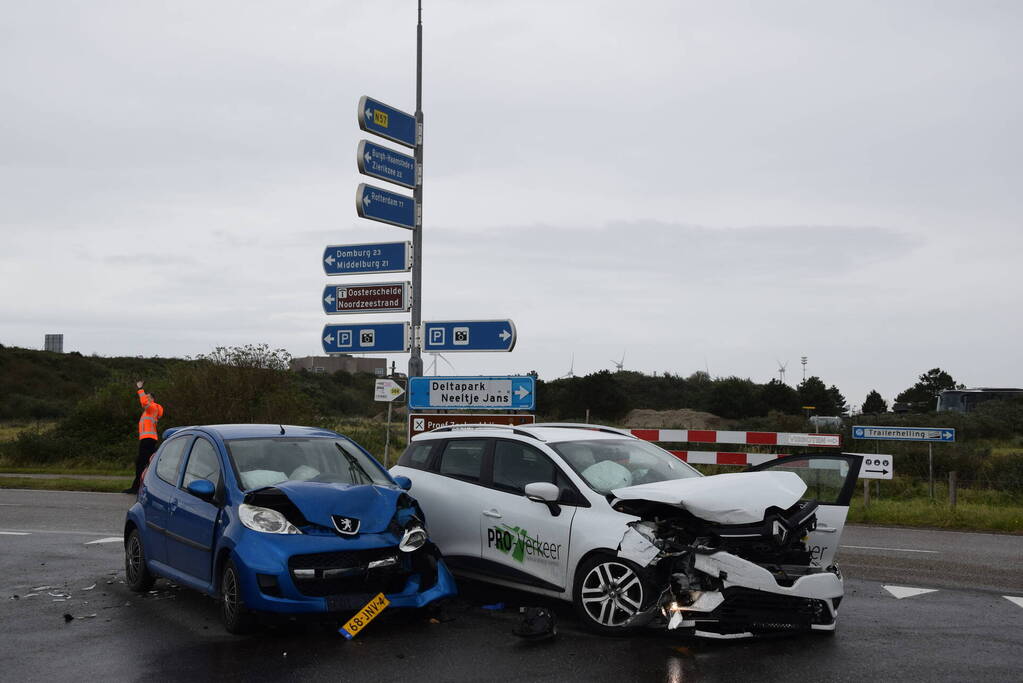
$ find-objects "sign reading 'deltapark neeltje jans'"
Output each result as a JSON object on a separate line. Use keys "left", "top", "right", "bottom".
{"left": 322, "top": 282, "right": 411, "bottom": 315}
{"left": 323, "top": 242, "right": 411, "bottom": 276}
{"left": 408, "top": 376, "right": 536, "bottom": 410}
{"left": 852, "top": 426, "right": 956, "bottom": 442}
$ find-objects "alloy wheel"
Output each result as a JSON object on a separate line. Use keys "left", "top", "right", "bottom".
{"left": 580, "top": 560, "right": 644, "bottom": 627}
{"left": 126, "top": 534, "right": 142, "bottom": 584}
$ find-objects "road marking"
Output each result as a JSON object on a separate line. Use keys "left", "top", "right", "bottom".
{"left": 842, "top": 545, "right": 939, "bottom": 554}
{"left": 0, "top": 528, "right": 119, "bottom": 536}
{"left": 884, "top": 585, "right": 939, "bottom": 599}
{"left": 0, "top": 531, "right": 31, "bottom": 536}
{"left": 1005, "top": 596, "right": 1023, "bottom": 609}
{"left": 85, "top": 537, "right": 122, "bottom": 545}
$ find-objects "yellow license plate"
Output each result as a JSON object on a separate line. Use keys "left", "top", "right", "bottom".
{"left": 339, "top": 593, "right": 390, "bottom": 639}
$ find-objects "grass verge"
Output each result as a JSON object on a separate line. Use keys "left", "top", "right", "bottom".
{"left": 0, "top": 476, "right": 130, "bottom": 493}
{"left": 849, "top": 497, "right": 1023, "bottom": 533}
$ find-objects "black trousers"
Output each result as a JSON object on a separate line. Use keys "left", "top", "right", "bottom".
{"left": 129, "top": 438, "right": 159, "bottom": 492}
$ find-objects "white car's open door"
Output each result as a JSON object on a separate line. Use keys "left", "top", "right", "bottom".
{"left": 747, "top": 454, "right": 863, "bottom": 567}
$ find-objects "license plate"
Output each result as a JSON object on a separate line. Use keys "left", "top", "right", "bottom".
{"left": 339, "top": 592, "right": 390, "bottom": 640}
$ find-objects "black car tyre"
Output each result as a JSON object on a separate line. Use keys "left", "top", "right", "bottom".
{"left": 125, "top": 528, "right": 155, "bottom": 592}
{"left": 572, "top": 553, "right": 651, "bottom": 636}
{"left": 220, "top": 559, "right": 257, "bottom": 634}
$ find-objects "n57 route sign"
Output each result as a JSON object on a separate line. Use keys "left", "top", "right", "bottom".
{"left": 358, "top": 96, "right": 416, "bottom": 148}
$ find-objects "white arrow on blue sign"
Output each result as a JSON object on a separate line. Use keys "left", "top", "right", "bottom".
{"left": 851, "top": 426, "right": 955, "bottom": 442}
{"left": 358, "top": 140, "right": 417, "bottom": 189}
{"left": 423, "top": 320, "right": 516, "bottom": 353}
{"left": 323, "top": 241, "right": 412, "bottom": 276}
{"left": 322, "top": 322, "right": 410, "bottom": 354}
{"left": 357, "top": 183, "right": 417, "bottom": 230}
{"left": 358, "top": 95, "right": 416, "bottom": 148}
{"left": 408, "top": 376, "right": 535, "bottom": 410}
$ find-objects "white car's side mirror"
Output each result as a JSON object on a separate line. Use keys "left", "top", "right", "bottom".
{"left": 524, "top": 482, "right": 560, "bottom": 503}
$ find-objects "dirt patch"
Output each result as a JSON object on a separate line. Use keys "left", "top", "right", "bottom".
{"left": 622, "top": 409, "right": 733, "bottom": 430}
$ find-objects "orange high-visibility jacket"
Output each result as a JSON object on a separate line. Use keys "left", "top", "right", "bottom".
{"left": 138, "top": 390, "right": 164, "bottom": 441}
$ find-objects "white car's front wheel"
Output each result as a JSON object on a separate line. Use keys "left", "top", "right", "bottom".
{"left": 573, "top": 554, "right": 650, "bottom": 635}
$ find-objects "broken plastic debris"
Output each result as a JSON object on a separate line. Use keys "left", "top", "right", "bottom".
{"left": 32, "top": 586, "right": 52, "bottom": 591}
{"left": 513, "top": 607, "right": 558, "bottom": 641}
{"left": 63, "top": 614, "right": 73, "bottom": 623}
{"left": 618, "top": 526, "right": 660, "bottom": 567}
{"left": 24, "top": 593, "right": 39, "bottom": 598}
{"left": 82, "top": 584, "right": 96, "bottom": 591}
{"left": 52, "top": 598, "right": 68, "bottom": 602}
{"left": 428, "top": 618, "right": 440, "bottom": 624}
{"left": 481, "top": 602, "right": 505, "bottom": 611}
{"left": 77, "top": 614, "right": 98, "bottom": 620}
{"left": 667, "top": 612, "right": 686, "bottom": 630}
{"left": 9, "top": 595, "right": 18, "bottom": 600}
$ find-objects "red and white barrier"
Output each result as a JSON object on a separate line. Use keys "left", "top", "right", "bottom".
{"left": 630, "top": 429, "right": 841, "bottom": 448}
{"left": 667, "top": 451, "right": 784, "bottom": 466}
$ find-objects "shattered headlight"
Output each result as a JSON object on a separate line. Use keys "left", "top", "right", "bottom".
{"left": 399, "top": 526, "right": 427, "bottom": 552}
{"left": 239, "top": 504, "right": 302, "bottom": 535}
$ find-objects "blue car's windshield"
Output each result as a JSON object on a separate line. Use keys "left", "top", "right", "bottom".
{"left": 225, "top": 437, "right": 391, "bottom": 490}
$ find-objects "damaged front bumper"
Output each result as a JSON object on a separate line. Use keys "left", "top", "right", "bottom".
{"left": 230, "top": 530, "right": 456, "bottom": 615}
{"left": 619, "top": 524, "right": 842, "bottom": 638}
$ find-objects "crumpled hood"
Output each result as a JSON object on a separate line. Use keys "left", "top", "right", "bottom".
{"left": 268, "top": 481, "right": 404, "bottom": 534}
{"left": 611, "top": 471, "right": 807, "bottom": 525}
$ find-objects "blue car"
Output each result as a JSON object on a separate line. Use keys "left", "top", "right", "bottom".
{"left": 123, "top": 424, "right": 456, "bottom": 633}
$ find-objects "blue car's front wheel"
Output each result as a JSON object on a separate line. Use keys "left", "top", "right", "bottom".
{"left": 220, "top": 559, "right": 257, "bottom": 634}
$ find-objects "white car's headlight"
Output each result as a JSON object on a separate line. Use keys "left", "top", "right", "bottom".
{"left": 239, "top": 503, "right": 302, "bottom": 535}
{"left": 399, "top": 526, "right": 427, "bottom": 552}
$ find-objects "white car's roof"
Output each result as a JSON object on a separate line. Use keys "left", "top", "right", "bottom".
{"left": 411, "top": 423, "right": 636, "bottom": 445}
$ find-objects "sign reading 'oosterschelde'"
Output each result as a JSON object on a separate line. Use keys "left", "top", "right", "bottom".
{"left": 321, "top": 282, "right": 411, "bottom": 315}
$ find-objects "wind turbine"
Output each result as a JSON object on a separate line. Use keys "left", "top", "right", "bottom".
{"left": 427, "top": 353, "right": 456, "bottom": 376}
{"left": 776, "top": 360, "right": 788, "bottom": 384}
{"left": 560, "top": 354, "right": 576, "bottom": 379}
{"left": 611, "top": 350, "right": 626, "bottom": 372}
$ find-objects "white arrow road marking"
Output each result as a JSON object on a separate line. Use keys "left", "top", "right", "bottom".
{"left": 884, "top": 585, "right": 939, "bottom": 599}
{"left": 85, "top": 537, "right": 122, "bottom": 545}
{"left": 0, "top": 531, "right": 30, "bottom": 536}
{"left": 842, "top": 545, "right": 938, "bottom": 554}
{"left": 1005, "top": 596, "right": 1023, "bottom": 609}
{"left": 515, "top": 386, "right": 530, "bottom": 399}
{"left": 499, "top": 329, "right": 511, "bottom": 342}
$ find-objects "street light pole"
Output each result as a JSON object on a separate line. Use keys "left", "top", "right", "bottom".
{"left": 408, "top": 0, "right": 425, "bottom": 378}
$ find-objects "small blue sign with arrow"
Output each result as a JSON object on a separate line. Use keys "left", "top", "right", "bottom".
{"left": 358, "top": 95, "right": 416, "bottom": 148}
{"left": 322, "top": 322, "right": 410, "bottom": 354}
{"left": 357, "top": 183, "right": 416, "bottom": 230}
{"left": 358, "top": 140, "right": 417, "bottom": 189}
{"left": 422, "top": 320, "right": 517, "bottom": 353}
{"left": 323, "top": 241, "right": 411, "bottom": 276}
{"left": 851, "top": 426, "right": 955, "bottom": 442}
{"left": 408, "top": 376, "right": 535, "bottom": 410}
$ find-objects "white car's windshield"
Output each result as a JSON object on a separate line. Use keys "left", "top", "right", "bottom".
{"left": 225, "top": 438, "right": 391, "bottom": 490}
{"left": 550, "top": 438, "right": 702, "bottom": 494}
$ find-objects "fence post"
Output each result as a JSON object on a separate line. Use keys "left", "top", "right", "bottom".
{"left": 863, "top": 479, "right": 870, "bottom": 507}
{"left": 949, "top": 471, "right": 957, "bottom": 509}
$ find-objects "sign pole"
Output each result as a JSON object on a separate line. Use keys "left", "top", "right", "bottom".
{"left": 408, "top": 0, "right": 424, "bottom": 378}
{"left": 928, "top": 442, "right": 934, "bottom": 500}
{"left": 384, "top": 399, "right": 393, "bottom": 467}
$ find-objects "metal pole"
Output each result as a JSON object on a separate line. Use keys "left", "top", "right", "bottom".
{"left": 384, "top": 399, "right": 393, "bottom": 467}
{"left": 863, "top": 479, "right": 870, "bottom": 508}
{"left": 408, "top": 0, "right": 424, "bottom": 378}
{"left": 928, "top": 442, "right": 934, "bottom": 499}
{"left": 949, "top": 471, "right": 957, "bottom": 509}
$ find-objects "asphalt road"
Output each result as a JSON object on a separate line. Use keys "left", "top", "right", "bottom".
{"left": 2, "top": 489, "right": 1021, "bottom": 682}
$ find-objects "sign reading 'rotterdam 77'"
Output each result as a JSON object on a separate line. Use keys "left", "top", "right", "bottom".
{"left": 357, "top": 183, "right": 417, "bottom": 230}
{"left": 322, "top": 282, "right": 411, "bottom": 315}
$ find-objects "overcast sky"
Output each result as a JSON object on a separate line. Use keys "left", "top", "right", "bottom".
{"left": 2, "top": 1, "right": 1021, "bottom": 410}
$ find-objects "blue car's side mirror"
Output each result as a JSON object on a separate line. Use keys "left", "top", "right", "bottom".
{"left": 393, "top": 475, "right": 413, "bottom": 491}
{"left": 186, "top": 478, "right": 216, "bottom": 501}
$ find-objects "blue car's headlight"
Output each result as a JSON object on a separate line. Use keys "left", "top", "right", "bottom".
{"left": 239, "top": 504, "right": 302, "bottom": 535}
{"left": 399, "top": 526, "right": 427, "bottom": 552}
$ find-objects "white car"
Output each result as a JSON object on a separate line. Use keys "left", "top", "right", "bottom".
{"left": 391, "top": 423, "right": 862, "bottom": 638}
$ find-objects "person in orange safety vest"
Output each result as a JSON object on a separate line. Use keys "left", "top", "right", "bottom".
{"left": 123, "top": 380, "right": 164, "bottom": 494}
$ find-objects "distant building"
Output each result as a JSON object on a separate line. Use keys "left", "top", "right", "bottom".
{"left": 289, "top": 355, "right": 386, "bottom": 376}
{"left": 44, "top": 334, "right": 64, "bottom": 353}
{"left": 937, "top": 388, "right": 1023, "bottom": 413}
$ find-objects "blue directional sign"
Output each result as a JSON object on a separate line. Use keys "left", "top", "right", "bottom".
{"left": 358, "top": 96, "right": 416, "bottom": 148}
{"left": 358, "top": 140, "right": 417, "bottom": 189}
{"left": 852, "top": 426, "right": 955, "bottom": 442}
{"left": 322, "top": 322, "right": 410, "bottom": 354}
{"left": 357, "top": 183, "right": 416, "bottom": 230}
{"left": 323, "top": 241, "right": 411, "bottom": 276}
{"left": 423, "top": 320, "right": 517, "bottom": 353}
{"left": 408, "top": 376, "right": 536, "bottom": 410}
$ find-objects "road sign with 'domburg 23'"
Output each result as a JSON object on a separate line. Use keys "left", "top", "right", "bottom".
{"left": 323, "top": 242, "right": 411, "bottom": 276}
{"left": 358, "top": 96, "right": 416, "bottom": 148}
{"left": 322, "top": 282, "right": 411, "bottom": 315}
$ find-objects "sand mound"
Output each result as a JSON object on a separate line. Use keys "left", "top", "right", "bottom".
{"left": 623, "top": 408, "right": 732, "bottom": 430}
